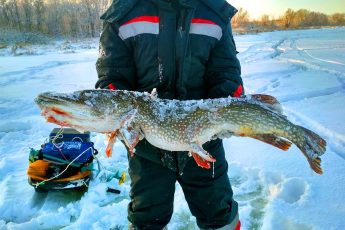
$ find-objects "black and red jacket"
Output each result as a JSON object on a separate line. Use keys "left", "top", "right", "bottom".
{"left": 96, "top": 0, "right": 243, "bottom": 100}
{"left": 95, "top": 1, "right": 242, "bottom": 225}
{"left": 95, "top": 0, "right": 243, "bottom": 169}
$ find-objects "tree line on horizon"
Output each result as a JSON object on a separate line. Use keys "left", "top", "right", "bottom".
{"left": 232, "top": 8, "right": 345, "bottom": 33}
{"left": 0, "top": 0, "right": 110, "bottom": 38}
{"left": 0, "top": 0, "right": 345, "bottom": 38}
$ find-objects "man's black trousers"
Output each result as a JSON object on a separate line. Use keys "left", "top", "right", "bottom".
{"left": 127, "top": 140, "right": 238, "bottom": 229}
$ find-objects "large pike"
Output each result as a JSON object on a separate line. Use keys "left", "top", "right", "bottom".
{"left": 35, "top": 89, "right": 326, "bottom": 174}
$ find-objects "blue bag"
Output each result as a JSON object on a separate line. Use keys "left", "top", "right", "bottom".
{"left": 41, "top": 141, "right": 95, "bottom": 167}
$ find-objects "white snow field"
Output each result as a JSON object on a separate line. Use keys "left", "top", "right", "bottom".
{"left": 0, "top": 27, "right": 345, "bottom": 229}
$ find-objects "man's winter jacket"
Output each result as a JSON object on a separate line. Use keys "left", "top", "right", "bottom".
{"left": 95, "top": 0, "right": 243, "bottom": 172}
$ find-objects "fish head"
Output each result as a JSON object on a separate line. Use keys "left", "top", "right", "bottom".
{"left": 35, "top": 89, "right": 136, "bottom": 133}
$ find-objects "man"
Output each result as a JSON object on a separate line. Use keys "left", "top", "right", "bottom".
{"left": 96, "top": 0, "right": 243, "bottom": 229}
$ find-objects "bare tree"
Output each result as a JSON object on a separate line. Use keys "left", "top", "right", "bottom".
{"left": 22, "top": 0, "right": 33, "bottom": 30}
{"left": 0, "top": 0, "right": 21, "bottom": 29}
{"left": 0, "top": 0, "right": 10, "bottom": 27}
{"left": 282, "top": 8, "right": 296, "bottom": 28}
{"left": 330, "top": 13, "right": 345, "bottom": 25}
{"left": 34, "top": 0, "right": 45, "bottom": 32}
{"left": 84, "top": 0, "right": 96, "bottom": 37}
{"left": 260, "top": 14, "right": 270, "bottom": 27}
{"left": 46, "top": 0, "right": 63, "bottom": 35}
{"left": 232, "top": 7, "right": 250, "bottom": 28}
{"left": 295, "top": 9, "right": 309, "bottom": 27}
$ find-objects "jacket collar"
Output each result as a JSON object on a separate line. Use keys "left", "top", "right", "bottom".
{"left": 149, "top": 0, "right": 196, "bottom": 9}
{"left": 100, "top": 0, "right": 237, "bottom": 23}
{"left": 100, "top": 0, "right": 139, "bottom": 23}
{"left": 199, "top": 0, "right": 238, "bottom": 22}
{"left": 150, "top": 0, "right": 237, "bottom": 21}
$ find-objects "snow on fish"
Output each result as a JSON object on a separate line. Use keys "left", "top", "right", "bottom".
{"left": 35, "top": 89, "right": 326, "bottom": 174}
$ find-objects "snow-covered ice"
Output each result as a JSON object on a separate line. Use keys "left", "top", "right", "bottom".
{"left": 1, "top": 27, "right": 345, "bottom": 229}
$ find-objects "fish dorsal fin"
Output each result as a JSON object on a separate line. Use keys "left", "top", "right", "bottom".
{"left": 250, "top": 94, "right": 284, "bottom": 115}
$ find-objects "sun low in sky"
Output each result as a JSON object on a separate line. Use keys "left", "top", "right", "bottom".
{"left": 228, "top": 0, "right": 345, "bottom": 19}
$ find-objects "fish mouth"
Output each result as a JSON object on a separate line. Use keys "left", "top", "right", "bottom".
{"left": 35, "top": 92, "right": 112, "bottom": 132}
{"left": 35, "top": 90, "right": 126, "bottom": 133}
{"left": 35, "top": 92, "right": 81, "bottom": 117}
{"left": 35, "top": 92, "right": 76, "bottom": 107}
{"left": 35, "top": 92, "right": 81, "bottom": 127}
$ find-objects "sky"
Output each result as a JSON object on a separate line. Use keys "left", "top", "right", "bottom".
{"left": 228, "top": 0, "right": 345, "bottom": 19}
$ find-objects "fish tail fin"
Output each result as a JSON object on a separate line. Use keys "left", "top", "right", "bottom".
{"left": 295, "top": 125, "right": 326, "bottom": 175}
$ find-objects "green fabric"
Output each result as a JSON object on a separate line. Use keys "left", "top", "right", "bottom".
{"left": 29, "top": 148, "right": 40, "bottom": 163}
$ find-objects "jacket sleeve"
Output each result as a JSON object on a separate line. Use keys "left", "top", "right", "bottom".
{"left": 205, "top": 24, "right": 243, "bottom": 99}
{"left": 95, "top": 22, "right": 136, "bottom": 90}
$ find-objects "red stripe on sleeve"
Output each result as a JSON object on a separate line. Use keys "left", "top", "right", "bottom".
{"left": 122, "top": 16, "right": 159, "bottom": 25}
{"left": 232, "top": 85, "right": 243, "bottom": 98}
{"left": 108, "top": 83, "right": 116, "bottom": 90}
{"left": 191, "top": 18, "right": 217, "bottom": 25}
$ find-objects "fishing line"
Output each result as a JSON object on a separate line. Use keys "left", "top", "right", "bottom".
{"left": 50, "top": 127, "right": 68, "bottom": 161}
{"left": 33, "top": 127, "right": 116, "bottom": 188}
{"left": 82, "top": 180, "right": 89, "bottom": 188}
{"left": 50, "top": 127, "right": 65, "bottom": 148}
{"left": 212, "top": 162, "right": 215, "bottom": 178}
{"left": 90, "top": 145, "right": 103, "bottom": 177}
{"left": 33, "top": 127, "right": 95, "bottom": 188}
{"left": 33, "top": 146, "right": 94, "bottom": 188}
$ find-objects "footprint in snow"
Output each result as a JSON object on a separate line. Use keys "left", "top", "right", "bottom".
{"left": 228, "top": 163, "right": 311, "bottom": 229}
{"left": 276, "top": 178, "right": 308, "bottom": 204}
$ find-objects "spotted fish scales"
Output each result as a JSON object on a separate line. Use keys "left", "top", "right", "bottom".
{"left": 35, "top": 90, "right": 326, "bottom": 174}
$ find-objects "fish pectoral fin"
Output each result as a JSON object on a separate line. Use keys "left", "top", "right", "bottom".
{"left": 190, "top": 152, "right": 211, "bottom": 169}
{"left": 118, "top": 127, "right": 142, "bottom": 157}
{"left": 118, "top": 109, "right": 138, "bottom": 129}
{"left": 249, "top": 134, "right": 292, "bottom": 151}
{"left": 189, "top": 143, "right": 216, "bottom": 167}
{"left": 105, "top": 131, "right": 119, "bottom": 157}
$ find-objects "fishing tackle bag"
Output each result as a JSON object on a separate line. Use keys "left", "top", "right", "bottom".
{"left": 28, "top": 128, "right": 97, "bottom": 191}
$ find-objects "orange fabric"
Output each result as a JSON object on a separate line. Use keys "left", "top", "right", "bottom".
{"left": 27, "top": 160, "right": 50, "bottom": 178}
{"left": 27, "top": 160, "right": 91, "bottom": 182}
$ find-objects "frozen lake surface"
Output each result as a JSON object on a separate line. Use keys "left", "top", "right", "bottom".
{"left": 0, "top": 27, "right": 345, "bottom": 229}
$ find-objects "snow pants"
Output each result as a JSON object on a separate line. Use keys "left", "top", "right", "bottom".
{"left": 127, "top": 139, "right": 239, "bottom": 229}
